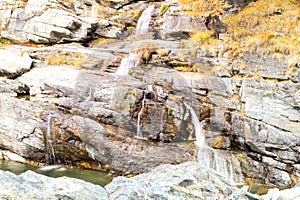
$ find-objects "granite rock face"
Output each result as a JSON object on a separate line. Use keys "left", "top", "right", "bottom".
{"left": 106, "top": 161, "right": 240, "bottom": 200}
{"left": 0, "top": 170, "right": 108, "bottom": 200}
{"left": 0, "top": 0, "right": 130, "bottom": 43}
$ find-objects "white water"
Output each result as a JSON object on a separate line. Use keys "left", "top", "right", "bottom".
{"left": 46, "top": 114, "right": 56, "bottom": 164}
{"left": 136, "top": 93, "right": 146, "bottom": 138}
{"left": 184, "top": 103, "right": 205, "bottom": 148}
{"left": 38, "top": 165, "right": 66, "bottom": 172}
{"left": 135, "top": 5, "right": 155, "bottom": 35}
{"left": 184, "top": 103, "right": 237, "bottom": 181}
{"left": 115, "top": 53, "right": 138, "bottom": 75}
{"left": 136, "top": 85, "right": 157, "bottom": 138}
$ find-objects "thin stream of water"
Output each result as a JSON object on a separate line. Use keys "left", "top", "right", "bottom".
{"left": 135, "top": 5, "right": 155, "bottom": 35}
{"left": 184, "top": 102, "right": 240, "bottom": 182}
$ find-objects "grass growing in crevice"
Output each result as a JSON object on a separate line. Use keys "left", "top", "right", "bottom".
{"left": 0, "top": 37, "right": 11, "bottom": 47}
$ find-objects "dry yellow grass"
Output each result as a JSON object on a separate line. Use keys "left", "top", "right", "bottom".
{"left": 189, "top": 0, "right": 300, "bottom": 65}
{"left": 0, "top": 37, "right": 11, "bottom": 47}
{"left": 191, "top": 31, "right": 218, "bottom": 49}
{"left": 223, "top": 0, "right": 300, "bottom": 63}
{"left": 135, "top": 42, "right": 159, "bottom": 62}
{"left": 45, "top": 52, "right": 88, "bottom": 67}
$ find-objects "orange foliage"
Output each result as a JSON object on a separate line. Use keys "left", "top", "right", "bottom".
{"left": 178, "top": 0, "right": 230, "bottom": 17}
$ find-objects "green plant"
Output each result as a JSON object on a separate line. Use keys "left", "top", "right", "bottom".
{"left": 160, "top": 4, "right": 169, "bottom": 16}
{"left": 167, "top": 108, "right": 172, "bottom": 116}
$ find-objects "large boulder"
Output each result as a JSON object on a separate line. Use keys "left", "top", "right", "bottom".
{"left": 0, "top": 49, "right": 33, "bottom": 79}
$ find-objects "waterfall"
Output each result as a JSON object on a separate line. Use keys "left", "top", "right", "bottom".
{"left": 115, "top": 53, "right": 138, "bottom": 75}
{"left": 184, "top": 103, "right": 205, "bottom": 148}
{"left": 184, "top": 103, "right": 237, "bottom": 181}
{"left": 45, "top": 114, "right": 56, "bottom": 164}
{"left": 136, "top": 93, "right": 146, "bottom": 138}
{"left": 136, "top": 85, "right": 156, "bottom": 139}
{"left": 135, "top": 5, "right": 155, "bottom": 35}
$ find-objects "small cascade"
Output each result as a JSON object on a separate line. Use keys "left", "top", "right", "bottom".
{"left": 197, "top": 146, "right": 236, "bottom": 181}
{"left": 184, "top": 103, "right": 237, "bottom": 182}
{"left": 136, "top": 85, "right": 155, "bottom": 139}
{"left": 184, "top": 103, "right": 205, "bottom": 148}
{"left": 45, "top": 114, "right": 56, "bottom": 164}
{"left": 115, "top": 53, "right": 138, "bottom": 75}
{"left": 135, "top": 5, "right": 155, "bottom": 35}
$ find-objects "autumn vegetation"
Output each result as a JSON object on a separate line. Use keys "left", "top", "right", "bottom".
{"left": 178, "top": 0, "right": 230, "bottom": 17}
{"left": 180, "top": 0, "right": 300, "bottom": 66}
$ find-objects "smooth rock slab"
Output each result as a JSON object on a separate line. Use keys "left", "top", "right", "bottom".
{"left": 0, "top": 170, "right": 108, "bottom": 200}
{"left": 0, "top": 49, "right": 33, "bottom": 79}
{"left": 105, "top": 161, "right": 239, "bottom": 200}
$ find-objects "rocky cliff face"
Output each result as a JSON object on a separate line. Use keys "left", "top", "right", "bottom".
{"left": 0, "top": 0, "right": 299, "bottom": 188}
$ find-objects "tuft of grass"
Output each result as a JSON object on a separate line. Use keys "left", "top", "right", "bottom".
{"left": 133, "top": 9, "right": 144, "bottom": 19}
{"left": 95, "top": 5, "right": 116, "bottom": 18}
{"left": 135, "top": 42, "right": 159, "bottom": 62}
{"left": 160, "top": 3, "right": 169, "bottom": 16}
{"left": 191, "top": 31, "right": 218, "bottom": 50}
{"left": 89, "top": 37, "right": 117, "bottom": 47}
{"left": 213, "top": 136, "right": 224, "bottom": 149}
{"left": 0, "top": 37, "right": 11, "bottom": 47}
{"left": 167, "top": 108, "right": 172, "bottom": 116}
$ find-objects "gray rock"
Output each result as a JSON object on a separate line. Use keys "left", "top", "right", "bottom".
{"left": 0, "top": 50, "right": 33, "bottom": 79}
{"left": 0, "top": 170, "right": 108, "bottom": 200}
{"left": 240, "top": 79, "right": 300, "bottom": 133}
{"left": 105, "top": 161, "right": 239, "bottom": 200}
{"left": 240, "top": 53, "right": 289, "bottom": 80}
{"left": 263, "top": 187, "right": 300, "bottom": 200}
{"left": 0, "top": 78, "right": 29, "bottom": 96}
{"left": 0, "top": 0, "right": 129, "bottom": 43}
{"left": 23, "top": 8, "right": 89, "bottom": 43}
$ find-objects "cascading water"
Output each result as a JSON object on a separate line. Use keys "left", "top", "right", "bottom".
{"left": 115, "top": 53, "right": 138, "bottom": 75}
{"left": 45, "top": 114, "right": 56, "bottom": 164}
{"left": 136, "top": 92, "right": 146, "bottom": 138}
{"left": 184, "top": 103, "right": 205, "bottom": 148}
{"left": 136, "top": 85, "right": 158, "bottom": 139}
{"left": 115, "top": 5, "right": 154, "bottom": 75}
{"left": 184, "top": 103, "right": 238, "bottom": 182}
{"left": 135, "top": 5, "right": 155, "bottom": 35}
